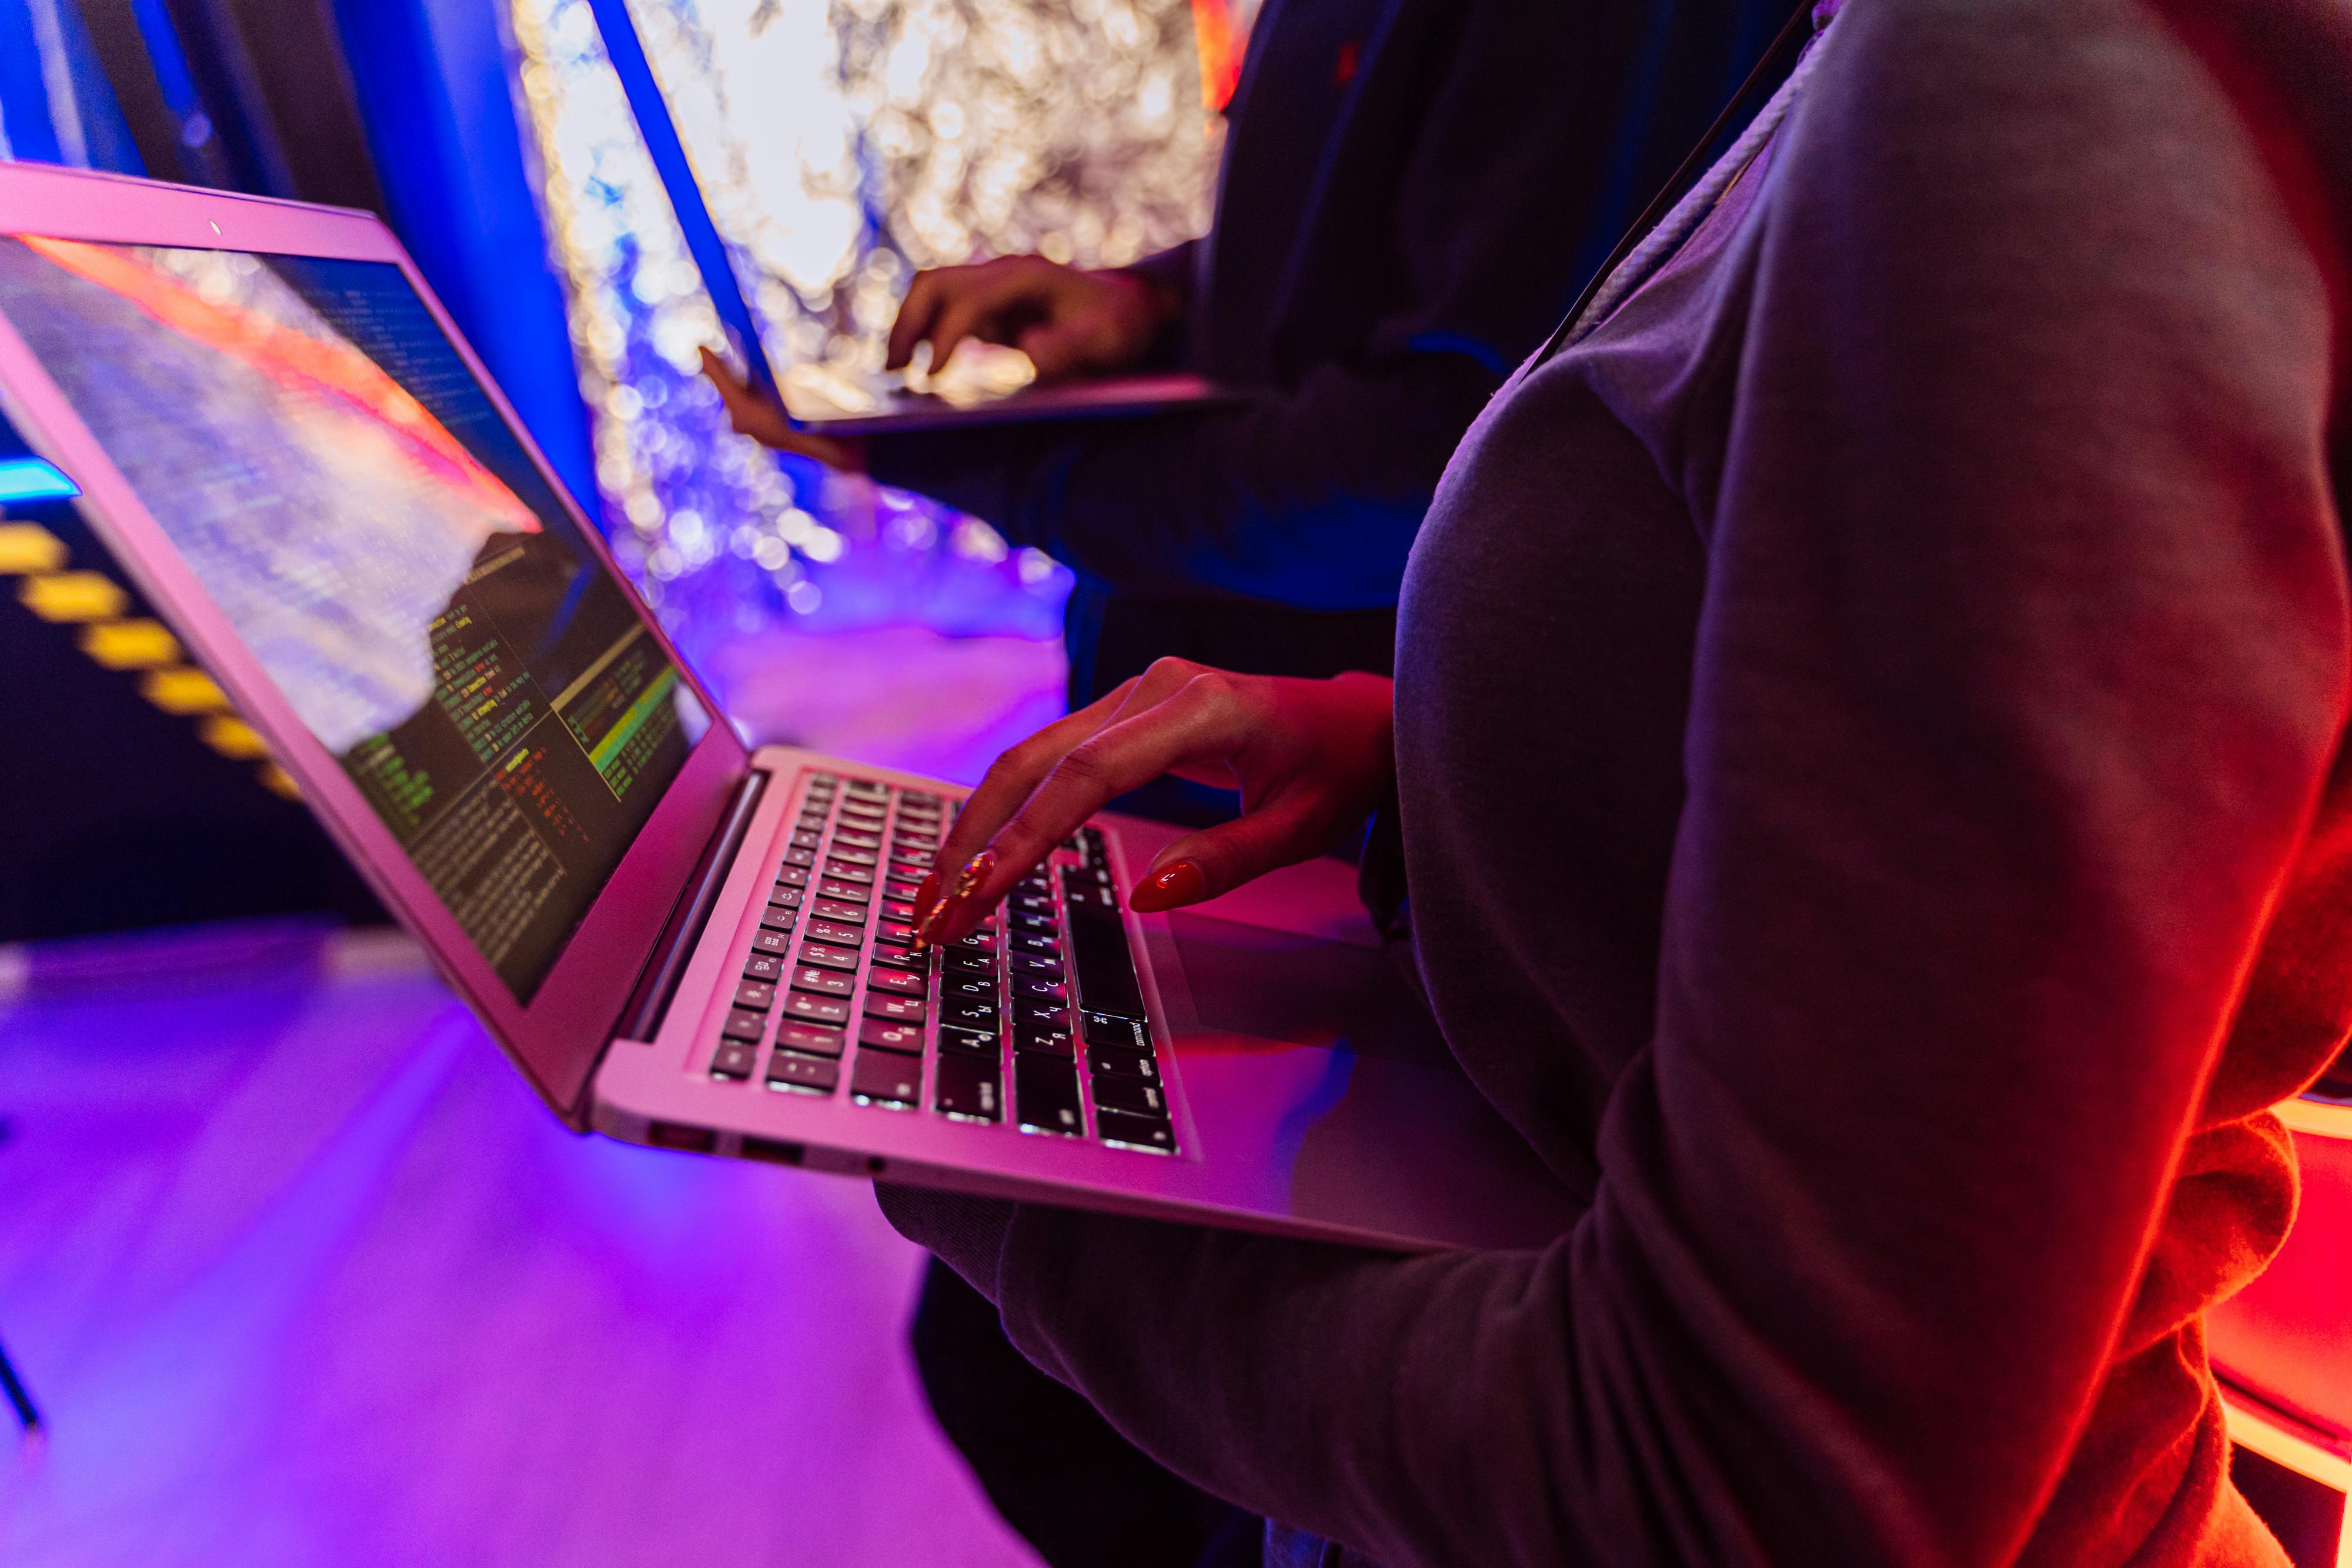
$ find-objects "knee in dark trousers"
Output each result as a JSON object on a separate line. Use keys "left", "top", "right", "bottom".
{"left": 911, "top": 1256, "right": 1260, "bottom": 1568}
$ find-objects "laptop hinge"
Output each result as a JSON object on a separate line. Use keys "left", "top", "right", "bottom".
{"left": 612, "top": 765, "right": 769, "bottom": 1052}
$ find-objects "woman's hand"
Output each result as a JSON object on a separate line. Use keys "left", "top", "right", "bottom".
{"left": 887, "top": 257, "right": 1177, "bottom": 385}
{"left": 698, "top": 348, "right": 868, "bottom": 472}
{"left": 914, "top": 659, "right": 1396, "bottom": 948}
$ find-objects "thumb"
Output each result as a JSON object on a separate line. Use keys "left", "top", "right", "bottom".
{"left": 1128, "top": 798, "right": 1327, "bottom": 912}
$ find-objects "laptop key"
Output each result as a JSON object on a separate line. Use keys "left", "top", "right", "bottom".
{"left": 934, "top": 1055, "right": 1003, "bottom": 1123}
{"left": 791, "top": 830, "right": 823, "bottom": 850}
{"left": 777, "top": 865, "right": 810, "bottom": 888}
{"left": 783, "top": 847, "right": 817, "bottom": 868}
{"left": 783, "top": 992, "right": 851, "bottom": 1025}
{"left": 833, "top": 828, "right": 883, "bottom": 851}
{"left": 778, "top": 1022, "right": 846, "bottom": 1058}
{"left": 813, "top": 898, "right": 867, "bottom": 924}
{"left": 1088, "top": 1044, "right": 1160, "bottom": 1082}
{"left": 1067, "top": 908, "right": 1146, "bottom": 1020}
{"left": 941, "top": 950, "right": 994, "bottom": 978}
{"left": 1015, "top": 1002, "right": 1071, "bottom": 1032}
{"left": 941, "top": 975, "right": 997, "bottom": 1005}
{"left": 1015, "top": 1024, "right": 1075, "bottom": 1059}
{"left": 818, "top": 879, "right": 871, "bottom": 904}
{"left": 850, "top": 1051, "right": 921, "bottom": 1109}
{"left": 734, "top": 980, "right": 776, "bottom": 1011}
{"left": 765, "top": 1051, "right": 839, "bottom": 1095}
{"left": 752, "top": 930, "right": 791, "bottom": 957}
{"left": 720, "top": 1009, "right": 767, "bottom": 1043}
{"left": 1095, "top": 1108, "right": 1177, "bottom": 1154}
{"left": 828, "top": 847, "right": 880, "bottom": 868}
{"left": 1092, "top": 1074, "right": 1167, "bottom": 1118}
{"left": 858, "top": 1019, "right": 926, "bottom": 1055}
{"left": 1013, "top": 1058, "right": 1084, "bottom": 1136}
{"left": 760, "top": 904, "right": 797, "bottom": 932}
{"left": 865, "top": 967, "right": 926, "bottom": 998}
{"left": 936, "top": 1024, "right": 997, "bottom": 1058}
{"left": 744, "top": 952, "right": 786, "bottom": 982}
{"left": 866, "top": 993, "right": 928, "bottom": 1025}
{"left": 1013, "top": 978, "right": 1067, "bottom": 1004}
{"left": 881, "top": 898, "right": 919, "bottom": 923}
{"left": 869, "top": 945, "right": 927, "bottom": 973}
{"left": 805, "top": 919, "right": 864, "bottom": 948}
{"left": 769, "top": 884, "right": 804, "bottom": 909}
{"left": 712, "top": 1042, "right": 759, "bottom": 1079}
{"left": 790, "top": 966, "right": 854, "bottom": 998}
{"left": 941, "top": 991, "right": 1000, "bottom": 1023}
{"left": 1010, "top": 954, "right": 1066, "bottom": 982}
{"left": 875, "top": 919, "right": 918, "bottom": 947}
{"left": 824, "top": 862, "right": 875, "bottom": 885}
{"left": 1010, "top": 932, "right": 1060, "bottom": 959}
{"left": 884, "top": 880, "right": 926, "bottom": 905}
{"left": 798, "top": 943, "right": 860, "bottom": 972}
{"left": 1083, "top": 1011, "right": 1148, "bottom": 1051}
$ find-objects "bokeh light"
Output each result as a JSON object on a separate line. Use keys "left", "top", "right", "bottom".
{"left": 505, "top": 0, "right": 1231, "bottom": 674}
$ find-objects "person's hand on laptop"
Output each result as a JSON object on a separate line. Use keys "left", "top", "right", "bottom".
{"left": 887, "top": 256, "right": 1177, "bottom": 386}
{"left": 699, "top": 347, "right": 869, "bottom": 472}
{"left": 913, "top": 659, "right": 1394, "bottom": 948}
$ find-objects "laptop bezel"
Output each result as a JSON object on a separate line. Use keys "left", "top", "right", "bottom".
{"left": 0, "top": 162, "right": 751, "bottom": 1122}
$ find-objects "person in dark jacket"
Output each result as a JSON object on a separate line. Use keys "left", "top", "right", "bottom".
{"left": 707, "top": 5, "right": 1786, "bottom": 1563}
{"left": 878, "top": 0, "right": 2352, "bottom": 1563}
{"left": 708, "top": 0, "right": 1787, "bottom": 708}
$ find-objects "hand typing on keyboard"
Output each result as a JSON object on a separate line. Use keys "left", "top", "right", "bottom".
{"left": 915, "top": 658, "right": 1396, "bottom": 949}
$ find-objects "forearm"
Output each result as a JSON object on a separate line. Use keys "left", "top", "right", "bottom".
{"left": 866, "top": 349, "right": 1497, "bottom": 609}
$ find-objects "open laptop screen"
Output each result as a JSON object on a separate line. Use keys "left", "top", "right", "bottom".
{"left": 0, "top": 235, "right": 701, "bottom": 1003}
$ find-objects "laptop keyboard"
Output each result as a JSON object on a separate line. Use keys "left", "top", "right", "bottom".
{"left": 704, "top": 771, "right": 1178, "bottom": 1155}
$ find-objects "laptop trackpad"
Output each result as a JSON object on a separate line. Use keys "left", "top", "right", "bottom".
{"left": 1165, "top": 913, "right": 1452, "bottom": 1069}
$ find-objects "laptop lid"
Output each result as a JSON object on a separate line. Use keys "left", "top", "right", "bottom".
{"left": 584, "top": 0, "right": 784, "bottom": 402}
{"left": 0, "top": 164, "right": 750, "bottom": 1120}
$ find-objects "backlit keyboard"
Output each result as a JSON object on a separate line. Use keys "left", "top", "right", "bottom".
{"left": 705, "top": 771, "right": 1178, "bottom": 1154}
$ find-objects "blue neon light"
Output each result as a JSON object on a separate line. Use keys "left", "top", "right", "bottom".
{"left": 0, "top": 457, "right": 80, "bottom": 503}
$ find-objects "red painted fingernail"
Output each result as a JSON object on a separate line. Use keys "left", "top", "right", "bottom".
{"left": 1129, "top": 861, "right": 1206, "bottom": 912}
{"left": 912, "top": 872, "right": 940, "bottom": 919}
{"left": 920, "top": 851, "right": 995, "bottom": 945}
{"left": 952, "top": 850, "right": 995, "bottom": 900}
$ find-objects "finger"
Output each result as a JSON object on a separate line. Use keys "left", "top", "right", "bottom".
{"left": 924, "top": 283, "right": 1007, "bottom": 379}
{"left": 928, "top": 656, "right": 1207, "bottom": 892}
{"left": 925, "top": 674, "right": 1254, "bottom": 944}
{"left": 919, "top": 680, "right": 1147, "bottom": 926}
{"left": 1129, "top": 794, "right": 1331, "bottom": 912}
{"left": 886, "top": 272, "right": 945, "bottom": 370}
{"left": 700, "top": 347, "right": 788, "bottom": 440}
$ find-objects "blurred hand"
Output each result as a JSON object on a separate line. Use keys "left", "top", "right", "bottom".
{"left": 699, "top": 347, "right": 867, "bottom": 472}
{"left": 914, "top": 659, "right": 1395, "bottom": 948}
{"left": 887, "top": 256, "right": 1177, "bottom": 385}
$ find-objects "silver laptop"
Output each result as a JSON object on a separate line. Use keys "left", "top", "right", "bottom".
{"left": 0, "top": 163, "right": 1571, "bottom": 1251}
{"left": 583, "top": 0, "right": 1250, "bottom": 438}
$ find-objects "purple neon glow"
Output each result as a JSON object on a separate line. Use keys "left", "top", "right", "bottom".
{"left": 0, "top": 648, "right": 1060, "bottom": 1563}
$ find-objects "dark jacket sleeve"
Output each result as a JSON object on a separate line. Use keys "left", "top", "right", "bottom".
{"left": 883, "top": 3, "right": 2350, "bottom": 1562}
{"left": 864, "top": 0, "right": 1655, "bottom": 609}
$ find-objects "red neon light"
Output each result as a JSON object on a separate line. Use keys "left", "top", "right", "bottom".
{"left": 1190, "top": 0, "right": 1244, "bottom": 112}
{"left": 22, "top": 236, "right": 539, "bottom": 534}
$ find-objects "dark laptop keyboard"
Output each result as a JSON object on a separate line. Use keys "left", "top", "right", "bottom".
{"left": 705, "top": 772, "right": 1178, "bottom": 1155}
